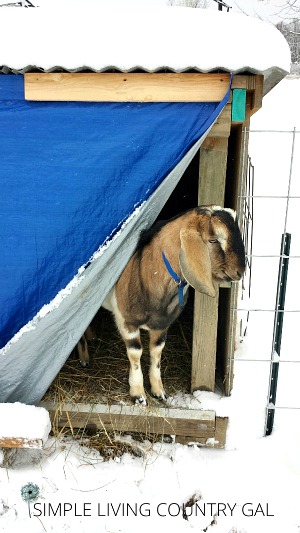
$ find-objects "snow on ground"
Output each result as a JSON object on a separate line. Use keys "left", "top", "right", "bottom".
{"left": 0, "top": 404, "right": 51, "bottom": 447}
{"left": 1, "top": 78, "right": 300, "bottom": 533}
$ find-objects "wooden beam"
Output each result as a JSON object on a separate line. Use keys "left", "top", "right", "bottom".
{"left": 232, "top": 74, "right": 260, "bottom": 91}
{"left": 175, "top": 417, "right": 228, "bottom": 448}
{"left": 24, "top": 72, "right": 231, "bottom": 102}
{"left": 250, "top": 75, "right": 264, "bottom": 115}
{"left": 192, "top": 136, "right": 228, "bottom": 392}
{"left": 232, "top": 74, "right": 264, "bottom": 115}
{"left": 175, "top": 435, "right": 207, "bottom": 446}
{"left": 232, "top": 75, "right": 253, "bottom": 90}
{"left": 213, "top": 416, "right": 228, "bottom": 448}
{"left": 42, "top": 401, "right": 216, "bottom": 440}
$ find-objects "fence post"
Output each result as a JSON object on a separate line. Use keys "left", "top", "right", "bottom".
{"left": 265, "top": 232, "right": 291, "bottom": 436}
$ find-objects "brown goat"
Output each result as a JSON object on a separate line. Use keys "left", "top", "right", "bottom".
{"left": 77, "top": 205, "right": 245, "bottom": 405}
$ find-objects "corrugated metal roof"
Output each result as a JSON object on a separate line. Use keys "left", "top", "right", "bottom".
{"left": 0, "top": 3, "right": 291, "bottom": 93}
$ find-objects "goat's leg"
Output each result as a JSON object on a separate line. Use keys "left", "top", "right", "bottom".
{"left": 77, "top": 325, "right": 95, "bottom": 367}
{"left": 126, "top": 333, "right": 146, "bottom": 405}
{"left": 84, "top": 325, "right": 95, "bottom": 342}
{"left": 115, "top": 318, "right": 146, "bottom": 405}
{"left": 149, "top": 329, "right": 168, "bottom": 401}
{"left": 77, "top": 334, "right": 89, "bottom": 367}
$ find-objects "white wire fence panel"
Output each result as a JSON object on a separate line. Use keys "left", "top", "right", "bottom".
{"left": 289, "top": 134, "right": 300, "bottom": 197}
{"left": 242, "top": 256, "right": 285, "bottom": 307}
{"left": 248, "top": 131, "right": 298, "bottom": 197}
{"left": 277, "top": 307, "right": 300, "bottom": 363}
{"left": 237, "top": 309, "right": 279, "bottom": 361}
{"left": 239, "top": 261, "right": 300, "bottom": 361}
{"left": 286, "top": 199, "right": 300, "bottom": 255}
{"left": 235, "top": 128, "right": 300, "bottom": 428}
{"left": 276, "top": 364, "right": 300, "bottom": 409}
{"left": 251, "top": 198, "right": 292, "bottom": 256}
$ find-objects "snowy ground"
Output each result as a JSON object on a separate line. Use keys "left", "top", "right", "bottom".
{"left": 1, "top": 78, "right": 299, "bottom": 533}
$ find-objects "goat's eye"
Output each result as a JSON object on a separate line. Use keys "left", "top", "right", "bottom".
{"left": 209, "top": 238, "right": 218, "bottom": 243}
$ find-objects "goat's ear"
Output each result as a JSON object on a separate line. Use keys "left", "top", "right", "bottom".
{"left": 179, "top": 226, "right": 216, "bottom": 297}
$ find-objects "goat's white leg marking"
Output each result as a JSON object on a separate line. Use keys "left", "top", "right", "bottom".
{"left": 126, "top": 333, "right": 146, "bottom": 405}
{"left": 149, "top": 329, "right": 168, "bottom": 400}
{"left": 114, "top": 317, "right": 146, "bottom": 402}
{"left": 105, "top": 289, "right": 146, "bottom": 404}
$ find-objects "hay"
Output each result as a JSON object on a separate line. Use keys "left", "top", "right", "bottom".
{"left": 43, "top": 301, "right": 194, "bottom": 455}
{"left": 44, "top": 304, "right": 193, "bottom": 406}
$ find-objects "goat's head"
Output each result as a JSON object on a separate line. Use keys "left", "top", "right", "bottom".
{"left": 179, "top": 206, "right": 246, "bottom": 297}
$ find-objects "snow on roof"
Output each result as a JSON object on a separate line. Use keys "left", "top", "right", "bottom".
{"left": 0, "top": 2, "right": 290, "bottom": 92}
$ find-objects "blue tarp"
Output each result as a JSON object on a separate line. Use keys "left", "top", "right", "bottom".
{"left": 0, "top": 75, "right": 230, "bottom": 349}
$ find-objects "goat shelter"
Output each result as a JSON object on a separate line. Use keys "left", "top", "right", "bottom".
{"left": 0, "top": 1, "right": 290, "bottom": 447}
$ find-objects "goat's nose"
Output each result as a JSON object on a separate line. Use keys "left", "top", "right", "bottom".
{"left": 236, "top": 270, "right": 243, "bottom": 279}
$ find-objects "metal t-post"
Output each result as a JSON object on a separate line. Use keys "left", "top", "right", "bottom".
{"left": 265, "top": 232, "right": 291, "bottom": 436}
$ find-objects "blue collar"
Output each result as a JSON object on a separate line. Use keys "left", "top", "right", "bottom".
{"left": 162, "top": 251, "right": 187, "bottom": 306}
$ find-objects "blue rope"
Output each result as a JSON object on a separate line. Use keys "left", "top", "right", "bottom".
{"left": 162, "top": 251, "right": 187, "bottom": 306}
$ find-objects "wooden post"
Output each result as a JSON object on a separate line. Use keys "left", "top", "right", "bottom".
{"left": 193, "top": 75, "right": 263, "bottom": 395}
{"left": 192, "top": 136, "right": 229, "bottom": 392}
{"left": 192, "top": 290, "right": 220, "bottom": 391}
{"left": 223, "top": 95, "right": 252, "bottom": 395}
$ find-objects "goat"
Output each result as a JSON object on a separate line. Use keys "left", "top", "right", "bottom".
{"left": 77, "top": 205, "right": 245, "bottom": 405}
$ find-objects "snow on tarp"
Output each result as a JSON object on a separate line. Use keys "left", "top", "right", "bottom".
{"left": 0, "top": 75, "right": 230, "bottom": 404}
{"left": 0, "top": 2, "right": 290, "bottom": 94}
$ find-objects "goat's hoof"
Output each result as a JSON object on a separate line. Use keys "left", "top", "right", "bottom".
{"left": 151, "top": 391, "right": 168, "bottom": 402}
{"left": 79, "top": 360, "right": 89, "bottom": 368}
{"left": 131, "top": 395, "right": 147, "bottom": 406}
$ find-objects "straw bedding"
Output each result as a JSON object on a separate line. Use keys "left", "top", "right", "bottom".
{"left": 43, "top": 301, "right": 194, "bottom": 456}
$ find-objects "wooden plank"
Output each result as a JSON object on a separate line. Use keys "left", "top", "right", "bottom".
{"left": 223, "top": 286, "right": 238, "bottom": 395}
{"left": 192, "top": 136, "right": 228, "bottom": 392}
{"left": 212, "top": 416, "right": 228, "bottom": 448}
{"left": 197, "top": 136, "right": 229, "bottom": 199}
{"left": 24, "top": 72, "right": 231, "bottom": 102}
{"left": 232, "top": 75, "right": 251, "bottom": 90}
{"left": 232, "top": 74, "right": 264, "bottom": 115}
{"left": 175, "top": 435, "right": 208, "bottom": 446}
{"left": 208, "top": 103, "right": 231, "bottom": 138}
{"left": 175, "top": 417, "right": 228, "bottom": 448}
{"left": 250, "top": 74, "right": 264, "bottom": 115}
{"left": 0, "top": 437, "right": 44, "bottom": 449}
{"left": 232, "top": 74, "right": 258, "bottom": 91}
{"left": 42, "top": 401, "right": 216, "bottom": 439}
{"left": 192, "top": 290, "right": 220, "bottom": 392}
